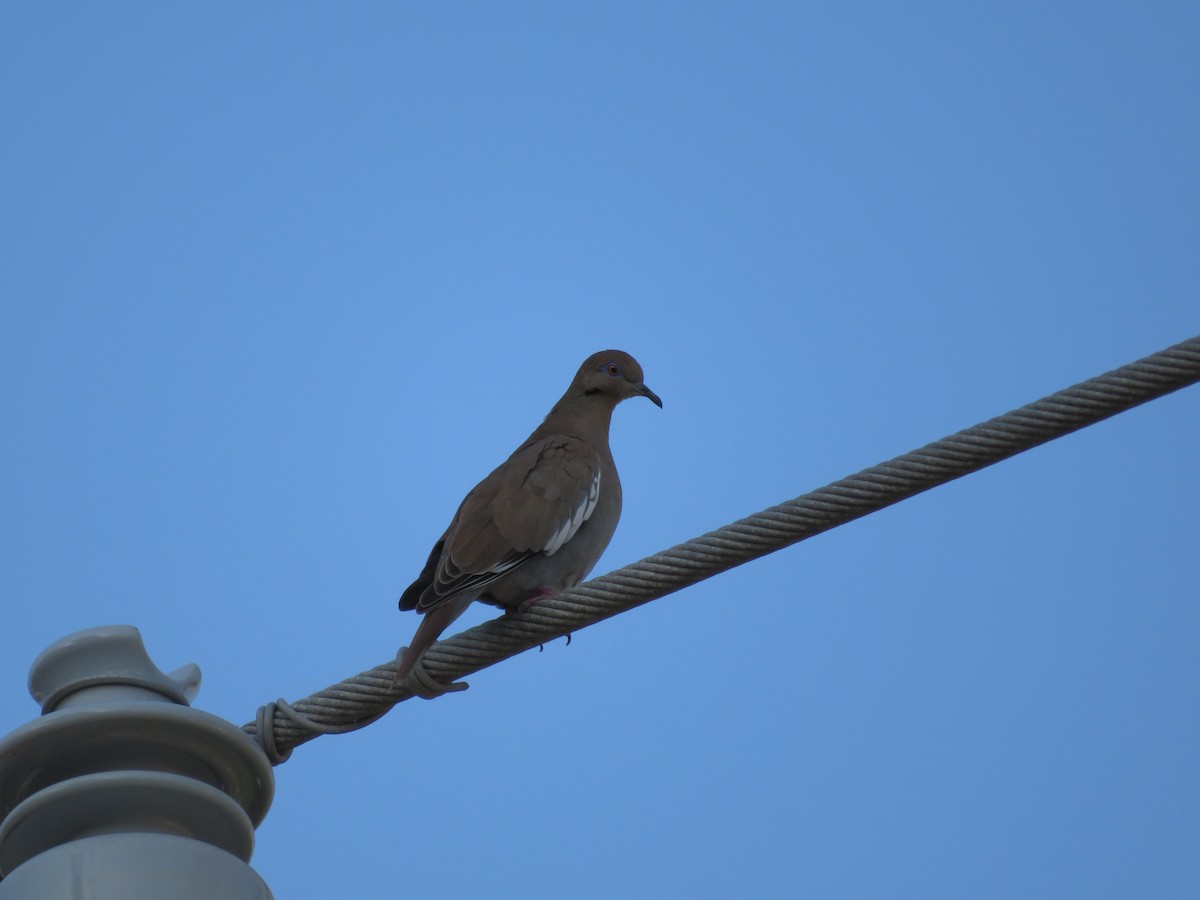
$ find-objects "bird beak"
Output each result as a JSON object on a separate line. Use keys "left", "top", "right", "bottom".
{"left": 638, "top": 383, "right": 663, "bottom": 408}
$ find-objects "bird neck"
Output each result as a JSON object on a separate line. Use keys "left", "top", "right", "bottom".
{"left": 534, "top": 390, "right": 618, "bottom": 445}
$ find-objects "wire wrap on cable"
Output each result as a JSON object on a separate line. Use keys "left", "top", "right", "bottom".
{"left": 244, "top": 334, "right": 1200, "bottom": 763}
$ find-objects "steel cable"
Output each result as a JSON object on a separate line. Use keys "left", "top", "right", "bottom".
{"left": 245, "top": 334, "right": 1200, "bottom": 764}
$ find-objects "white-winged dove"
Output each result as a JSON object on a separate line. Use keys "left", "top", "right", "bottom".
{"left": 394, "top": 350, "right": 661, "bottom": 697}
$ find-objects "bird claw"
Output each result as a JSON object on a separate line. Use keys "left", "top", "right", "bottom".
{"left": 539, "top": 632, "right": 572, "bottom": 653}
{"left": 392, "top": 649, "right": 469, "bottom": 699}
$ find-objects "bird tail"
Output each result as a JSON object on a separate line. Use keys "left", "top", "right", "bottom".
{"left": 399, "top": 539, "right": 445, "bottom": 611}
{"left": 395, "top": 594, "right": 474, "bottom": 680}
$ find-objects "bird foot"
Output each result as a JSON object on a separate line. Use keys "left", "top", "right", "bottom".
{"left": 392, "top": 648, "right": 469, "bottom": 699}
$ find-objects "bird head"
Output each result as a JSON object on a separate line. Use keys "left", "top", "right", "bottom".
{"left": 575, "top": 350, "right": 663, "bottom": 408}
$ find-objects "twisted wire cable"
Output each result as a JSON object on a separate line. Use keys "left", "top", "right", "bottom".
{"left": 244, "top": 334, "right": 1200, "bottom": 764}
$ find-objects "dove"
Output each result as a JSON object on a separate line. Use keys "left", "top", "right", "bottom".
{"left": 395, "top": 350, "right": 661, "bottom": 696}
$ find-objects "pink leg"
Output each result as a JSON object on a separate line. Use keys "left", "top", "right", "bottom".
{"left": 517, "top": 587, "right": 555, "bottom": 614}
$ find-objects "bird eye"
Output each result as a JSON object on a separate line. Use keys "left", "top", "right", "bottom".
{"left": 605, "top": 363, "right": 621, "bottom": 377}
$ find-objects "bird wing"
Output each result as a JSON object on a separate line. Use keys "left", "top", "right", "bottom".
{"left": 491, "top": 435, "right": 602, "bottom": 556}
{"left": 408, "top": 436, "right": 601, "bottom": 614}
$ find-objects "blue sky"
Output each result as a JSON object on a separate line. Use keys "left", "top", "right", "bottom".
{"left": 2, "top": 4, "right": 1197, "bottom": 897}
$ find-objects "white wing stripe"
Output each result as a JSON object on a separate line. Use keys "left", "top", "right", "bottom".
{"left": 583, "top": 470, "right": 600, "bottom": 521}
{"left": 545, "top": 469, "right": 602, "bottom": 557}
{"left": 545, "top": 519, "right": 571, "bottom": 556}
